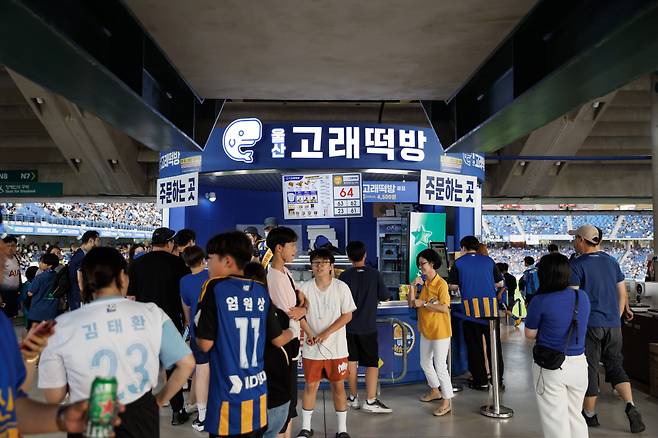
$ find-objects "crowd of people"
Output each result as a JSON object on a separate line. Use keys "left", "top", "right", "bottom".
{"left": 617, "top": 215, "right": 654, "bottom": 239}
{"left": 1, "top": 202, "right": 162, "bottom": 229}
{"left": 0, "top": 211, "right": 651, "bottom": 438}
{"left": 517, "top": 215, "right": 567, "bottom": 235}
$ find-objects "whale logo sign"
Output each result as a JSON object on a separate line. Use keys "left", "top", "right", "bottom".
{"left": 222, "top": 118, "right": 263, "bottom": 163}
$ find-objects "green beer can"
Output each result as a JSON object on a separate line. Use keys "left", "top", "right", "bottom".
{"left": 85, "top": 377, "right": 118, "bottom": 438}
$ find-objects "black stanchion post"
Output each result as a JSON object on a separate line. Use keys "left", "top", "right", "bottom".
{"left": 480, "top": 318, "right": 513, "bottom": 418}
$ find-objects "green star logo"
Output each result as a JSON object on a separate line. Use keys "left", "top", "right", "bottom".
{"left": 411, "top": 225, "right": 432, "bottom": 245}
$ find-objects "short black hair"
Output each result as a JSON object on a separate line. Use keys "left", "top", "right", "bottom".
{"left": 174, "top": 229, "right": 196, "bottom": 246}
{"left": 25, "top": 265, "right": 39, "bottom": 282}
{"left": 547, "top": 244, "right": 559, "bottom": 253}
{"left": 524, "top": 256, "right": 535, "bottom": 265}
{"left": 206, "top": 231, "right": 252, "bottom": 270}
{"left": 537, "top": 253, "right": 571, "bottom": 294}
{"left": 46, "top": 245, "right": 61, "bottom": 253}
{"left": 244, "top": 262, "right": 267, "bottom": 285}
{"left": 496, "top": 262, "right": 509, "bottom": 273}
{"left": 81, "top": 230, "right": 100, "bottom": 244}
{"left": 182, "top": 245, "right": 205, "bottom": 268}
{"left": 346, "top": 241, "right": 366, "bottom": 262}
{"left": 80, "top": 247, "right": 128, "bottom": 302}
{"left": 266, "top": 227, "right": 298, "bottom": 252}
{"left": 416, "top": 248, "right": 442, "bottom": 270}
{"left": 2, "top": 235, "right": 17, "bottom": 244}
{"left": 40, "top": 252, "right": 60, "bottom": 269}
{"left": 309, "top": 248, "right": 335, "bottom": 264}
{"left": 459, "top": 235, "right": 480, "bottom": 251}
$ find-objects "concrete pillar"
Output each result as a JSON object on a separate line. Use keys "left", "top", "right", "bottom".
{"left": 652, "top": 74, "right": 658, "bottom": 253}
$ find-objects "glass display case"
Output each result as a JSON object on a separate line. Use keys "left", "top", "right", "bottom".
{"left": 377, "top": 217, "right": 409, "bottom": 299}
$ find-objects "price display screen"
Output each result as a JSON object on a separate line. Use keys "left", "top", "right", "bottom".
{"left": 282, "top": 173, "right": 362, "bottom": 219}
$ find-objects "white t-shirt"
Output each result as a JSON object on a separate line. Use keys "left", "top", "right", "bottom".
{"left": 39, "top": 296, "right": 190, "bottom": 404}
{"left": 1, "top": 256, "right": 20, "bottom": 290}
{"left": 300, "top": 278, "right": 356, "bottom": 360}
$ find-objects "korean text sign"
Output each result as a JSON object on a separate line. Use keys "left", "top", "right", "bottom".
{"left": 419, "top": 170, "right": 479, "bottom": 208}
{"left": 282, "top": 173, "right": 362, "bottom": 220}
{"left": 156, "top": 172, "right": 199, "bottom": 209}
{"left": 362, "top": 181, "right": 418, "bottom": 203}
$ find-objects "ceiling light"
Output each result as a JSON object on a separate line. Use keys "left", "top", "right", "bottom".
{"left": 205, "top": 192, "right": 217, "bottom": 202}
{"left": 363, "top": 169, "right": 414, "bottom": 175}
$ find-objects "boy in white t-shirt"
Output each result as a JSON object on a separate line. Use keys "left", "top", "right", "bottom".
{"left": 297, "top": 249, "right": 356, "bottom": 438}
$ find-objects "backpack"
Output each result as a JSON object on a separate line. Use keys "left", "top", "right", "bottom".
{"left": 49, "top": 265, "right": 71, "bottom": 311}
{"left": 523, "top": 267, "right": 539, "bottom": 297}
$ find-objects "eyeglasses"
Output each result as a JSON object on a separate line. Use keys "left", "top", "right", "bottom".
{"left": 311, "top": 260, "right": 331, "bottom": 267}
{"left": 418, "top": 261, "right": 429, "bottom": 267}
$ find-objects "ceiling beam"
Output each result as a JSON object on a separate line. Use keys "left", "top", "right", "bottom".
{"left": 423, "top": 0, "right": 658, "bottom": 154}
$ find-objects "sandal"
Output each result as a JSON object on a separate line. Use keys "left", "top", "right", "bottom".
{"left": 420, "top": 390, "right": 442, "bottom": 402}
{"left": 433, "top": 404, "right": 452, "bottom": 416}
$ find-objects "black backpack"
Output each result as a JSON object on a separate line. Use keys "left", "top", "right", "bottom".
{"left": 49, "top": 265, "right": 71, "bottom": 311}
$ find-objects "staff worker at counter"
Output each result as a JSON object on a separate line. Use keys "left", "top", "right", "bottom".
{"left": 410, "top": 248, "right": 453, "bottom": 417}
{"left": 448, "top": 236, "right": 505, "bottom": 391}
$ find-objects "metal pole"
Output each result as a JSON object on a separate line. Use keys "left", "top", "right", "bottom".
{"left": 651, "top": 74, "right": 658, "bottom": 255}
{"left": 480, "top": 319, "right": 513, "bottom": 418}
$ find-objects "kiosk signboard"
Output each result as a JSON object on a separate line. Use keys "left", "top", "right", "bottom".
{"left": 156, "top": 172, "right": 199, "bottom": 209}
{"left": 282, "top": 173, "right": 362, "bottom": 220}
{"left": 419, "top": 169, "right": 479, "bottom": 208}
{"left": 362, "top": 181, "right": 418, "bottom": 203}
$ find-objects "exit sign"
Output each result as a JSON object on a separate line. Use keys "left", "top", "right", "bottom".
{"left": 0, "top": 170, "right": 38, "bottom": 182}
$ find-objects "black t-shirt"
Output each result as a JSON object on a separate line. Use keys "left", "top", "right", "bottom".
{"left": 264, "top": 305, "right": 293, "bottom": 408}
{"left": 339, "top": 266, "right": 390, "bottom": 335}
{"left": 128, "top": 250, "right": 190, "bottom": 331}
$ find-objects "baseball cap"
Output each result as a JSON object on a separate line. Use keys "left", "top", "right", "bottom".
{"left": 264, "top": 217, "right": 278, "bottom": 228}
{"left": 151, "top": 227, "right": 176, "bottom": 245}
{"left": 244, "top": 226, "right": 259, "bottom": 236}
{"left": 568, "top": 224, "right": 602, "bottom": 245}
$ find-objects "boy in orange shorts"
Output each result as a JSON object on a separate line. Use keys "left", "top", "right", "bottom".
{"left": 297, "top": 249, "right": 356, "bottom": 438}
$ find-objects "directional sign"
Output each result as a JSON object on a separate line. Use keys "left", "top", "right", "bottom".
{"left": 0, "top": 170, "right": 38, "bottom": 182}
{"left": 0, "top": 182, "right": 62, "bottom": 196}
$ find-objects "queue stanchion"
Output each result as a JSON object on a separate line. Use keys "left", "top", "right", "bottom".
{"left": 480, "top": 317, "right": 513, "bottom": 419}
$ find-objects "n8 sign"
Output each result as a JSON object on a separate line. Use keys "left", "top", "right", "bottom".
{"left": 334, "top": 185, "right": 360, "bottom": 199}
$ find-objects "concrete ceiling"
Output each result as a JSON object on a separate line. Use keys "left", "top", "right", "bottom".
{"left": 123, "top": 0, "right": 537, "bottom": 100}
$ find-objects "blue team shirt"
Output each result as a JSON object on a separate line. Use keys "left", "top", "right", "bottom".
{"left": 525, "top": 289, "right": 591, "bottom": 355}
{"left": 0, "top": 312, "right": 26, "bottom": 436}
{"left": 197, "top": 276, "right": 270, "bottom": 436}
{"left": 450, "top": 253, "right": 502, "bottom": 299}
{"left": 27, "top": 269, "right": 59, "bottom": 321}
{"left": 570, "top": 252, "right": 625, "bottom": 327}
{"left": 180, "top": 269, "right": 209, "bottom": 337}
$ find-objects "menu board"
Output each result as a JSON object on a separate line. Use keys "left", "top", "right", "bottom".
{"left": 282, "top": 173, "right": 362, "bottom": 219}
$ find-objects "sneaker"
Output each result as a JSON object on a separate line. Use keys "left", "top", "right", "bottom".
{"left": 192, "top": 417, "right": 205, "bottom": 432}
{"left": 347, "top": 395, "right": 360, "bottom": 409}
{"left": 297, "top": 429, "right": 314, "bottom": 438}
{"left": 468, "top": 382, "right": 489, "bottom": 391}
{"left": 581, "top": 411, "right": 600, "bottom": 428}
{"left": 171, "top": 409, "right": 190, "bottom": 426}
{"left": 420, "top": 390, "right": 442, "bottom": 402}
{"left": 185, "top": 403, "right": 198, "bottom": 414}
{"left": 362, "top": 399, "right": 393, "bottom": 414}
{"left": 625, "top": 404, "right": 646, "bottom": 434}
{"left": 336, "top": 433, "right": 351, "bottom": 438}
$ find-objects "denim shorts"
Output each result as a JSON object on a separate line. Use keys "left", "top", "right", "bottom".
{"left": 263, "top": 401, "right": 291, "bottom": 438}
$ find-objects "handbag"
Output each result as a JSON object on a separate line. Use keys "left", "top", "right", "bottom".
{"left": 532, "top": 289, "right": 579, "bottom": 370}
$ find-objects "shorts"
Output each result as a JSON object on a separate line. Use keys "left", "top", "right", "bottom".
{"left": 346, "top": 332, "right": 379, "bottom": 368}
{"left": 303, "top": 357, "right": 349, "bottom": 383}
{"left": 191, "top": 336, "right": 210, "bottom": 364}
{"left": 264, "top": 401, "right": 290, "bottom": 438}
{"left": 584, "top": 326, "right": 629, "bottom": 397}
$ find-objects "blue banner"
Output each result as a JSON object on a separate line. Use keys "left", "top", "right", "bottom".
{"left": 4, "top": 223, "right": 151, "bottom": 239}
{"left": 159, "top": 120, "right": 485, "bottom": 181}
{"left": 363, "top": 181, "right": 418, "bottom": 203}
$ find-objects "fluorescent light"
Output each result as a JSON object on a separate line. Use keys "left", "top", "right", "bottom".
{"left": 363, "top": 169, "right": 415, "bottom": 175}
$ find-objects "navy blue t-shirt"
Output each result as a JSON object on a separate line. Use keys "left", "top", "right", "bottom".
{"left": 448, "top": 253, "right": 503, "bottom": 299}
{"left": 67, "top": 248, "right": 85, "bottom": 310}
{"left": 180, "top": 269, "right": 209, "bottom": 337}
{"left": 570, "top": 251, "right": 624, "bottom": 327}
{"left": 27, "top": 269, "right": 58, "bottom": 321}
{"left": 525, "top": 288, "right": 591, "bottom": 356}
{"left": 339, "top": 266, "right": 391, "bottom": 334}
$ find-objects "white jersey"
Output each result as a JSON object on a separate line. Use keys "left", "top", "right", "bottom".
{"left": 39, "top": 296, "right": 189, "bottom": 404}
{"left": 300, "top": 278, "right": 356, "bottom": 360}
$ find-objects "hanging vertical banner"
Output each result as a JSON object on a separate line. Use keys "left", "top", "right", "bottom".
{"left": 156, "top": 172, "right": 199, "bottom": 209}
{"left": 419, "top": 169, "right": 479, "bottom": 208}
{"left": 408, "top": 212, "right": 447, "bottom": 284}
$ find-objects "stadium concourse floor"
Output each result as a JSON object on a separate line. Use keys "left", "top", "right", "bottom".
{"left": 26, "top": 323, "right": 658, "bottom": 438}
